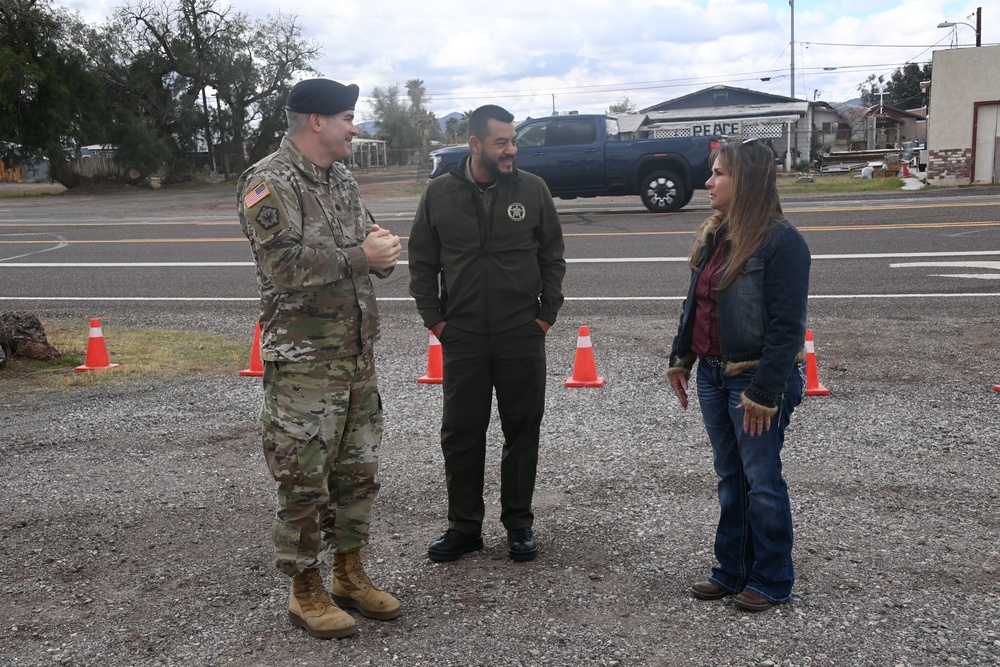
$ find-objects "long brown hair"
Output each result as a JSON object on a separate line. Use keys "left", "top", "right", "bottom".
{"left": 690, "top": 140, "right": 783, "bottom": 289}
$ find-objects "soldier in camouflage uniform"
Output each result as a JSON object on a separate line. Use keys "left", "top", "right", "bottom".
{"left": 237, "top": 78, "right": 402, "bottom": 640}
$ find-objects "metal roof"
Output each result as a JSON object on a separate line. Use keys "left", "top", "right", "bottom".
{"left": 641, "top": 86, "right": 804, "bottom": 113}
{"left": 645, "top": 102, "right": 809, "bottom": 123}
{"left": 830, "top": 102, "right": 870, "bottom": 128}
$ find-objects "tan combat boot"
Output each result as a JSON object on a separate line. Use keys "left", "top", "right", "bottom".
{"left": 288, "top": 568, "right": 357, "bottom": 639}
{"left": 331, "top": 550, "right": 401, "bottom": 620}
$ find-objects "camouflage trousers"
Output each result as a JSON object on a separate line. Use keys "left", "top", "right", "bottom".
{"left": 260, "top": 348, "right": 382, "bottom": 577}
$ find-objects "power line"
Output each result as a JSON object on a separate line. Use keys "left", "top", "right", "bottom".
{"left": 361, "top": 62, "right": 927, "bottom": 105}
{"left": 804, "top": 41, "right": 948, "bottom": 48}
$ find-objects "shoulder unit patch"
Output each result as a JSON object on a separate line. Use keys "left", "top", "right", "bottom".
{"left": 256, "top": 206, "right": 280, "bottom": 230}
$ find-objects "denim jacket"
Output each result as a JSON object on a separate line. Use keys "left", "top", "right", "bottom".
{"left": 668, "top": 216, "right": 811, "bottom": 409}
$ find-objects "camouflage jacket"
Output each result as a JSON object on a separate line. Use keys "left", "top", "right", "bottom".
{"left": 237, "top": 137, "right": 391, "bottom": 362}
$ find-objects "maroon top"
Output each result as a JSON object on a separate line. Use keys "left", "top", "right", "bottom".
{"left": 690, "top": 246, "right": 728, "bottom": 357}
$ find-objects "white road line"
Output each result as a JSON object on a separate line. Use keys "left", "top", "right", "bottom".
{"left": 811, "top": 250, "right": 1000, "bottom": 260}
{"left": 0, "top": 233, "right": 68, "bottom": 262}
{"left": 0, "top": 262, "right": 254, "bottom": 267}
{"left": 2, "top": 250, "right": 1000, "bottom": 268}
{"left": 1, "top": 294, "right": 999, "bottom": 302}
{"left": 890, "top": 261, "right": 1000, "bottom": 279}
{"left": 890, "top": 261, "right": 1000, "bottom": 270}
{"left": 929, "top": 275, "right": 1000, "bottom": 280}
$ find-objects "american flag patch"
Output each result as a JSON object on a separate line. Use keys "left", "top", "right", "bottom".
{"left": 244, "top": 182, "right": 270, "bottom": 208}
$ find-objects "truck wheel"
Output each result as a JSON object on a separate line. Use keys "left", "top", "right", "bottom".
{"left": 640, "top": 170, "right": 687, "bottom": 212}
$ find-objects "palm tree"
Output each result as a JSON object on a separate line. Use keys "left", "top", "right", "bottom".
{"left": 447, "top": 109, "right": 475, "bottom": 142}
{"left": 405, "top": 79, "right": 425, "bottom": 110}
{"left": 414, "top": 109, "right": 439, "bottom": 148}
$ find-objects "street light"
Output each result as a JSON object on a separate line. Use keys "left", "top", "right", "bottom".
{"left": 937, "top": 7, "right": 982, "bottom": 47}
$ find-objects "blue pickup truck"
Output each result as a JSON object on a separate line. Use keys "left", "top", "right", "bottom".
{"left": 427, "top": 114, "right": 719, "bottom": 212}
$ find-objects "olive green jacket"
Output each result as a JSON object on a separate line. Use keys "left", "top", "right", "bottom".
{"left": 408, "top": 157, "right": 566, "bottom": 333}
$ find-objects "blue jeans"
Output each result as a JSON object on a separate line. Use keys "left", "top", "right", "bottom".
{"left": 696, "top": 361, "right": 806, "bottom": 603}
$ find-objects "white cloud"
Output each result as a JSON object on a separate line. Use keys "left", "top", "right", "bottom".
{"left": 50, "top": 0, "right": 983, "bottom": 119}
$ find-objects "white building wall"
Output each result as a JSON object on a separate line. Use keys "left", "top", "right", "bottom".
{"left": 927, "top": 45, "right": 1000, "bottom": 186}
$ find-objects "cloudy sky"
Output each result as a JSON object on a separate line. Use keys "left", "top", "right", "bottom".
{"left": 52, "top": 0, "right": 988, "bottom": 122}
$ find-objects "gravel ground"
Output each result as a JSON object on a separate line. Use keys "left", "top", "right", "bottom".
{"left": 2, "top": 298, "right": 999, "bottom": 667}
{"left": 2, "top": 180, "right": 999, "bottom": 666}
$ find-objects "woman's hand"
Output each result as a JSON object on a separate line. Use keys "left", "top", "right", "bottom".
{"left": 668, "top": 370, "right": 689, "bottom": 409}
{"left": 742, "top": 408, "right": 772, "bottom": 436}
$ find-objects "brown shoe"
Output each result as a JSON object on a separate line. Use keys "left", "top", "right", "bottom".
{"left": 331, "top": 550, "right": 401, "bottom": 621}
{"left": 690, "top": 581, "right": 729, "bottom": 600}
{"left": 288, "top": 568, "right": 357, "bottom": 639}
{"left": 733, "top": 590, "right": 773, "bottom": 612}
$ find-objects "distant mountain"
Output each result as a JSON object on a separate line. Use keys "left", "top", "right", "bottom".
{"left": 437, "top": 112, "right": 462, "bottom": 132}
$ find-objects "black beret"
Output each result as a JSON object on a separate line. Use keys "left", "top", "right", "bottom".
{"left": 285, "top": 79, "right": 360, "bottom": 115}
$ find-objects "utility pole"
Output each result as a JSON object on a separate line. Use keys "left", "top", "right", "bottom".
{"left": 789, "top": 0, "right": 795, "bottom": 100}
{"left": 787, "top": 0, "right": 796, "bottom": 171}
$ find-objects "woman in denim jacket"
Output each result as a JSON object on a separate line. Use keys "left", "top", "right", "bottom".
{"left": 667, "top": 140, "right": 810, "bottom": 612}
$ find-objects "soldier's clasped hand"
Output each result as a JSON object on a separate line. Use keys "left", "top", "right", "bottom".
{"left": 363, "top": 224, "right": 402, "bottom": 270}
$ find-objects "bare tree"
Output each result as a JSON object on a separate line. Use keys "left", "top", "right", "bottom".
{"left": 117, "top": 0, "right": 224, "bottom": 168}
{"left": 116, "top": 0, "right": 318, "bottom": 176}
{"left": 607, "top": 95, "right": 637, "bottom": 114}
{"left": 212, "top": 11, "right": 320, "bottom": 172}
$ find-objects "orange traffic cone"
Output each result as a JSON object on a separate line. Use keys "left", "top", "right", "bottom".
{"left": 804, "top": 328, "right": 829, "bottom": 396}
{"left": 239, "top": 322, "right": 264, "bottom": 377}
{"left": 75, "top": 318, "right": 120, "bottom": 372}
{"left": 417, "top": 331, "right": 443, "bottom": 384}
{"left": 565, "top": 325, "right": 604, "bottom": 388}
{"left": 901, "top": 162, "right": 910, "bottom": 178}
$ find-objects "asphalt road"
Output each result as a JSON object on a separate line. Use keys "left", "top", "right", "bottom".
{"left": 1, "top": 185, "right": 998, "bottom": 311}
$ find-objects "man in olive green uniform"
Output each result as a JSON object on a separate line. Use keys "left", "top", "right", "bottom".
{"left": 408, "top": 104, "right": 566, "bottom": 564}
{"left": 237, "top": 78, "right": 402, "bottom": 639}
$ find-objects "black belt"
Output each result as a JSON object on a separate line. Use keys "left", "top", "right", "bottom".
{"left": 700, "top": 356, "right": 725, "bottom": 368}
